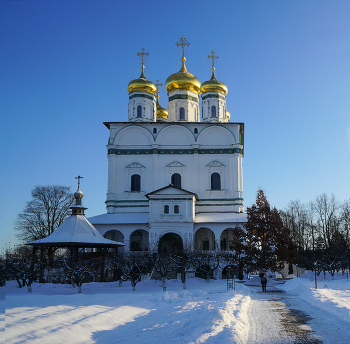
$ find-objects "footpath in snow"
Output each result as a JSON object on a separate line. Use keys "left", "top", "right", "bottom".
{"left": 2, "top": 272, "right": 350, "bottom": 343}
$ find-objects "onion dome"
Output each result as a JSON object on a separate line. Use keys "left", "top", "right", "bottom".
{"left": 165, "top": 57, "right": 201, "bottom": 94}
{"left": 201, "top": 68, "right": 228, "bottom": 96}
{"left": 156, "top": 95, "right": 168, "bottom": 120}
{"left": 127, "top": 67, "right": 157, "bottom": 95}
{"left": 74, "top": 188, "right": 84, "bottom": 202}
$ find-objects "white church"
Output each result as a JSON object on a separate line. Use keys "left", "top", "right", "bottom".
{"left": 89, "top": 37, "right": 247, "bottom": 253}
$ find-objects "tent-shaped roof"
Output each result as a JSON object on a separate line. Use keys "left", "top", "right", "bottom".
{"left": 26, "top": 178, "right": 124, "bottom": 248}
{"left": 26, "top": 215, "right": 124, "bottom": 248}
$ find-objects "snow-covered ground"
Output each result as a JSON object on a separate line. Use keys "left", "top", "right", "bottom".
{"left": 2, "top": 272, "right": 349, "bottom": 343}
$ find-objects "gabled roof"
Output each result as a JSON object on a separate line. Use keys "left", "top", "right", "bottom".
{"left": 26, "top": 215, "right": 124, "bottom": 248}
{"left": 146, "top": 184, "right": 198, "bottom": 200}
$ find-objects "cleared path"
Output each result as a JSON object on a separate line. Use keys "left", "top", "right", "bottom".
{"left": 245, "top": 284, "right": 350, "bottom": 344}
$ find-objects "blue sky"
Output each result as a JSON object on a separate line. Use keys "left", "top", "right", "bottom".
{"left": 1, "top": 0, "right": 350, "bottom": 251}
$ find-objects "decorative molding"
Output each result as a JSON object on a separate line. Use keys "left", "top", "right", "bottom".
{"left": 151, "top": 198, "right": 193, "bottom": 201}
{"left": 202, "top": 94, "right": 226, "bottom": 100}
{"left": 110, "top": 205, "right": 149, "bottom": 208}
{"left": 166, "top": 161, "right": 186, "bottom": 168}
{"left": 206, "top": 160, "right": 225, "bottom": 168}
{"left": 108, "top": 148, "right": 243, "bottom": 155}
{"left": 129, "top": 94, "right": 155, "bottom": 101}
{"left": 196, "top": 203, "right": 243, "bottom": 206}
{"left": 125, "top": 162, "right": 146, "bottom": 169}
{"left": 105, "top": 200, "right": 149, "bottom": 203}
{"left": 198, "top": 198, "right": 244, "bottom": 201}
{"left": 169, "top": 94, "right": 198, "bottom": 103}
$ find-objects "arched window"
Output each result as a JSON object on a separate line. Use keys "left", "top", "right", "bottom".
{"left": 164, "top": 205, "right": 169, "bottom": 214}
{"left": 137, "top": 105, "right": 142, "bottom": 118}
{"left": 211, "top": 172, "right": 221, "bottom": 190}
{"left": 174, "top": 205, "right": 179, "bottom": 214}
{"left": 153, "top": 128, "right": 157, "bottom": 133}
{"left": 194, "top": 128, "right": 198, "bottom": 134}
{"left": 131, "top": 174, "right": 141, "bottom": 191}
{"left": 171, "top": 173, "right": 181, "bottom": 189}
{"left": 211, "top": 105, "right": 216, "bottom": 117}
{"left": 179, "top": 107, "right": 185, "bottom": 120}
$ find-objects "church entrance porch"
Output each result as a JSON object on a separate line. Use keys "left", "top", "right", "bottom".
{"left": 158, "top": 233, "right": 183, "bottom": 253}
{"left": 194, "top": 228, "right": 216, "bottom": 251}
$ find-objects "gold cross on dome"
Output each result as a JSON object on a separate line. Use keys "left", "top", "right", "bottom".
{"left": 155, "top": 79, "right": 163, "bottom": 96}
{"left": 207, "top": 51, "right": 219, "bottom": 70}
{"left": 75, "top": 175, "right": 83, "bottom": 189}
{"left": 176, "top": 36, "right": 190, "bottom": 58}
{"left": 137, "top": 48, "right": 149, "bottom": 69}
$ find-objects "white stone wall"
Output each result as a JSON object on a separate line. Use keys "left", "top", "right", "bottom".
{"left": 128, "top": 92, "right": 156, "bottom": 122}
{"left": 201, "top": 92, "right": 228, "bottom": 123}
{"left": 167, "top": 90, "right": 200, "bottom": 122}
{"left": 105, "top": 122, "right": 243, "bottom": 214}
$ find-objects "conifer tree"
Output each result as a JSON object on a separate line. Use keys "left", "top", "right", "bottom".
{"left": 244, "top": 189, "right": 296, "bottom": 273}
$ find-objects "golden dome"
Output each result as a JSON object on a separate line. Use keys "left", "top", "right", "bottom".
{"left": 226, "top": 110, "right": 230, "bottom": 121}
{"left": 165, "top": 57, "right": 201, "bottom": 94}
{"left": 156, "top": 95, "right": 168, "bottom": 120}
{"left": 128, "top": 67, "right": 157, "bottom": 95}
{"left": 200, "top": 69, "right": 228, "bottom": 95}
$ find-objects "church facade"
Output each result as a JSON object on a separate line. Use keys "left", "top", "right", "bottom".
{"left": 89, "top": 38, "right": 247, "bottom": 252}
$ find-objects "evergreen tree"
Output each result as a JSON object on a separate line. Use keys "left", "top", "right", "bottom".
{"left": 244, "top": 189, "right": 296, "bottom": 273}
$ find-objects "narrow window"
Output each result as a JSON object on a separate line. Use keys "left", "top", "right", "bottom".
{"left": 174, "top": 205, "right": 179, "bottom": 214}
{"left": 131, "top": 174, "right": 141, "bottom": 191}
{"left": 179, "top": 107, "right": 185, "bottom": 120}
{"left": 171, "top": 173, "right": 181, "bottom": 189}
{"left": 153, "top": 128, "right": 157, "bottom": 134}
{"left": 137, "top": 105, "right": 142, "bottom": 118}
{"left": 194, "top": 128, "right": 198, "bottom": 134}
{"left": 211, "top": 105, "right": 216, "bottom": 117}
{"left": 211, "top": 172, "right": 221, "bottom": 190}
{"left": 164, "top": 205, "right": 169, "bottom": 214}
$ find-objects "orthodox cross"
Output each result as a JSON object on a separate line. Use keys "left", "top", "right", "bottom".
{"left": 176, "top": 36, "right": 190, "bottom": 58}
{"left": 137, "top": 48, "right": 149, "bottom": 69}
{"left": 207, "top": 50, "right": 219, "bottom": 70}
{"left": 155, "top": 79, "right": 163, "bottom": 96}
{"left": 75, "top": 175, "right": 83, "bottom": 189}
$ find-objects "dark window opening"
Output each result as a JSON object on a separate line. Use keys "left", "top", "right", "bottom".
{"left": 203, "top": 240, "right": 209, "bottom": 251}
{"left": 194, "top": 128, "right": 198, "bottom": 134}
{"left": 211, "top": 172, "right": 221, "bottom": 190}
{"left": 174, "top": 205, "right": 179, "bottom": 214}
{"left": 171, "top": 173, "right": 181, "bottom": 189}
{"left": 153, "top": 128, "right": 157, "bottom": 133}
{"left": 131, "top": 174, "right": 141, "bottom": 191}
{"left": 137, "top": 105, "right": 142, "bottom": 118}
{"left": 164, "top": 205, "right": 169, "bottom": 214}
{"left": 211, "top": 105, "right": 216, "bottom": 117}
{"left": 179, "top": 107, "right": 185, "bottom": 120}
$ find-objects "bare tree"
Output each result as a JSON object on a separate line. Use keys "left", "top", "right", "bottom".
{"left": 62, "top": 258, "right": 96, "bottom": 293}
{"left": 15, "top": 185, "right": 74, "bottom": 243}
{"left": 193, "top": 252, "right": 221, "bottom": 282}
{"left": 311, "top": 193, "right": 340, "bottom": 249}
{"left": 169, "top": 251, "right": 194, "bottom": 289}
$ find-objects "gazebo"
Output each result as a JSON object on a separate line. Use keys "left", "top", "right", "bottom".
{"left": 26, "top": 176, "right": 124, "bottom": 282}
